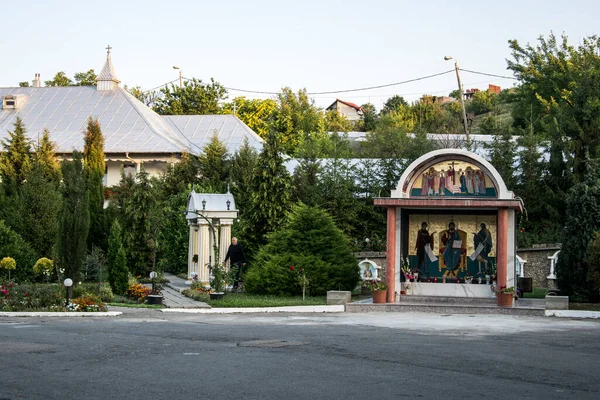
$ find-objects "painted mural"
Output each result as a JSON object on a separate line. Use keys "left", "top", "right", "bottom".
{"left": 410, "top": 160, "right": 496, "bottom": 197}
{"left": 407, "top": 215, "right": 496, "bottom": 280}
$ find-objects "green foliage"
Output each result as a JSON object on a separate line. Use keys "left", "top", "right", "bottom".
{"left": 157, "top": 190, "right": 189, "bottom": 275}
{"left": 242, "top": 130, "right": 293, "bottom": 257}
{"left": 57, "top": 152, "right": 90, "bottom": 280}
{"left": 245, "top": 204, "right": 359, "bottom": 296}
{"left": 83, "top": 247, "right": 106, "bottom": 283}
{"left": 0, "top": 220, "right": 37, "bottom": 282}
{"left": 44, "top": 71, "right": 73, "bottom": 86}
{"left": 483, "top": 118, "right": 517, "bottom": 189}
{"left": 585, "top": 232, "right": 600, "bottom": 297}
{"left": 74, "top": 69, "right": 97, "bottom": 86}
{"left": 467, "top": 91, "right": 497, "bottom": 115}
{"left": 231, "top": 138, "right": 259, "bottom": 221}
{"left": 0, "top": 283, "right": 65, "bottom": 311}
{"left": 556, "top": 163, "right": 600, "bottom": 299}
{"left": 33, "top": 258, "right": 54, "bottom": 279}
{"left": 382, "top": 95, "right": 408, "bottom": 114}
{"left": 83, "top": 117, "right": 107, "bottom": 251}
{"left": 324, "top": 109, "right": 354, "bottom": 133}
{"left": 0, "top": 117, "right": 32, "bottom": 195}
{"left": 153, "top": 78, "right": 227, "bottom": 115}
{"left": 123, "top": 168, "right": 157, "bottom": 277}
{"left": 358, "top": 103, "right": 378, "bottom": 132}
{"left": 0, "top": 257, "right": 16, "bottom": 270}
{"left": 198, "top": 134, "right": 231, "bottom": 192}
{"left": 222, "top": 97, "right": 278, "bottom": 139}
{"left": 159, "top": 152, "right": 201, "bottom": 197}
{"left": 34, "top": 129, "right": 61, "bottom": 183}
{"left": 108, "top": 220, "right": 129, "bottom": 295}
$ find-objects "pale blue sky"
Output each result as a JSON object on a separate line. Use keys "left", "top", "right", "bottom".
{"left": 2, "top": 0, "right": 599, "bottom": 109}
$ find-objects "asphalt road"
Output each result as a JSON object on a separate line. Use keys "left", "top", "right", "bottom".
{"left": 1, "top": 309, "right": 599, "bottom": 400}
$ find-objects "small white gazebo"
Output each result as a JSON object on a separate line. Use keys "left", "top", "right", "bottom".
{"left": 186, "top": 190, "right": 238, "bottom": 282}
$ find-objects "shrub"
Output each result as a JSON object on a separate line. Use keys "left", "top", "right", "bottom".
{"left": 245, "top": 204, "right": 359, "bottom": 296}
{"left": 107, "top": 221, "right": 129, "bottom": 295}
{"left": 0, "top": 257, "right": 17, "bottom": 281}
{"left": 126, "top": 282, "right": 150, "bottom": 302}
{"left": 0, "top": 283, "right": 64, "bottom": 311}
{"left": 33, "top": 258, "right": 54, "bottom": 281}
{"left": 70, "top": 294, "right": 107, "bottom": 312}
{"left": 0, "top": 221, "right": 37, "bottom": 282}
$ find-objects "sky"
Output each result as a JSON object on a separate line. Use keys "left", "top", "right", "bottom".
{"left": 2, "top": 0, "right": 600, "bottom": 110}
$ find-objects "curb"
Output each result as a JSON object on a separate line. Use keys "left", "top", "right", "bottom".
{"left": 160, "top": 305, "right": 345, "bottom": 314}
{"left": 0, "top": 311, "right": 123, "bottom": 317}
{"left": 545, "top": 310, "right": 600, "bottom": 319}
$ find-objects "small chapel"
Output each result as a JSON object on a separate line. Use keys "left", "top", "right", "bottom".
{"left": 375, "top": 149, "right": 523, "bottom": 304}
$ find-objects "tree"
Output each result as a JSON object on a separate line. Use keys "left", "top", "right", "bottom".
{"left": 292, "top": 133, "right": 324, "bottom": 207}
{"left": 34, "top": 129, "right": 61, "bottom": 183}
{"left": 157, "top": 189, "right": 190, "bottom": 275}
{"left": 123, "top": 168, "right": 157, "bottom": 277}
{"left": 197, "top": 134, "right": 231, "bottom": 193}
{"left": 586, "top": 232, "right": 600, "bottom": 299}
{"left": 324, "top": 109, "right": 354, "bottom": 133}
{"left": 507, "top": 33, "right": 600, "bottom": 183}
{"left": 153, "top": 78, "right": 227, "bottom": 115}
{"left": 231, "top": 138, "right": 259, "bottom": 220}
{"left": 556, "top": 162, "right": 600, "bottom": 299}
{"left": 272, "top": 88, "right": 325, "bottom": 154}
{"left": 482, "top": 116, "right": 517, "bottom": 190}
{"left": 222, "top": 97, "right": 278, "bottom": 139}
{"left": 125, "top": 85, "right": 160, "bottom": 107}
{"left": 242, "top": 130, "right": 292, "bottom": 258}
{"left": 358, "top": 103, "right": 377, "bottom": 132}
{"left": 0, "top": 117, "right": 32, "bottom": 194}
{"left": 107, "top": 220, "right": 129, "bottom": 295}
{"left": 158, "top": 152, "right": 201, "bottom": 197}
{"left": 57, "top": 152, "right": 90, "bottom": 280}
{"left": 83, "top": 118, "right": 106, "bottom": 251}
{"left": 44, "top": 71, "right": 73, "bottom": 87}
{"left": 244, "top": 204, "right": 359, "bottom": 296}
{"left": 467, "top": 90, "right": 497, "bottom": 115}
{"left": 0, "top": 221, "right": 37, "bottom": 282}
{"left": 74, "top": 69, "right": 97, "bottom": 86}
{"left": 382, "top": 95, "right": 408, "bottom": 114}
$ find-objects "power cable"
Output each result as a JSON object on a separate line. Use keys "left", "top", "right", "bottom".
{"left": 459, "top": 69, "right": 518, "bottom": 80}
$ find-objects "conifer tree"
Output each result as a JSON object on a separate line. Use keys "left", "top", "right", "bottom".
{"left": 83, "top": 117, "right": 106, "bottom": 250}
{"left": 197, "top": 134, "right": 231, "bottom": 193}
{"left": 57, "top": 152, "right": 90, "bottom": 280}
{"left": 231, "top": 138, "right": 258, "bottom": 216}
{"left": 0, "top": 117, "right": 32, "bottom": 195}
{"left": 107, "top": 220, "right": 129, "bottom": 295}
{"left": 34, "top": 128, "right": 61, "bottom": 184}
{"left": 242, "top": 130, "right": 292, "bottom": 257}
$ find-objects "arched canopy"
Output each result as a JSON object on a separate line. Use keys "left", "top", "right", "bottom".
{"left": 391, "top": 149, "right": 513, "bottom": 200}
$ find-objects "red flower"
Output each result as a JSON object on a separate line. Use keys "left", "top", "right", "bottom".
{"left": 290, "top": 265, "right": 295, "bottom": 271}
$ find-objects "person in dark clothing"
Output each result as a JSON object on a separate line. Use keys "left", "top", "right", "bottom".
{"left": 224, "top": 237, "right": 245, "bottom": 289}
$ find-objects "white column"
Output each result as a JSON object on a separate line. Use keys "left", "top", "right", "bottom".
{"left": 198, "top": 223, "right": 210, "bottom": 283}
{"left": 507, "top": 209, "right": 516, "bottom": 289}
{"left": 220, "top": 219, "right": 233, "bottom": 266}
{"left": 187, "top": 223, "right": 196, "bottom": 279}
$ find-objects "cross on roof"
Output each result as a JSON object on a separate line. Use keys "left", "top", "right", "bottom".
{"left": 106, "top": 45, "right": 112, "bottom": 54}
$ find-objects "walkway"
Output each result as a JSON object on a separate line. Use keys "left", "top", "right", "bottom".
{"left": 160, "top": 272, "right": 210, "bottom": 309}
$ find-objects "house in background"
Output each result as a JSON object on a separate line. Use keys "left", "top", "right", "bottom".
{"left": 326, "top": 99, "right": 363, "bottom": 122}
{"left": 0, "top": 49, "right": 264, "bottom": 186}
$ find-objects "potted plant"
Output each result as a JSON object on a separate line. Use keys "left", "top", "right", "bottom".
{"left": 208, "top": 263, "right": 226, "bottom": 300}
{"left": 368, "top": 279, "right": 388, "bottom": 303}
{"left": 497, "top": 285, "right": 515, "bottom": 307}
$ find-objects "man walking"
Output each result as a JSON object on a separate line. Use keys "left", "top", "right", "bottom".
{"left": 224, "top": 237, "right": 246, "bottom": 289}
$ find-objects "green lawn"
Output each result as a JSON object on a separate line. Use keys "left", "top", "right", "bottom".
{"left": 183, "top": 290, "right": 327, "bottom": 308}
{"left": 569, "top": 303, "right": 600, "bottom": 312}
{"left": 523, "top": 288, "right": 548, "bottom": 299}
{"left": 107, "top": 302, "right": 163, "bottom": 309}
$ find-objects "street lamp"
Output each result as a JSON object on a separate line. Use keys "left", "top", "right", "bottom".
{"left": 63, "top": 278, "right": 73, "bottom": 307}
{"left": 173, "top": 66, "right": 183, "bottom": 89}
{"left": 444, "top": 56, "right": 470, "bottom": 149}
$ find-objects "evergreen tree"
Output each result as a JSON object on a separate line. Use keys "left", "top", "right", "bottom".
{"left": 34, "top": 128, "right": 61, "bottom": 184}
{"left": 83, "top": 117, "right": 106, "bottom": 250}
{"left": 57, "top": 152, "right": 90, "bottom": 280}
{"left": 107, "top": 220, "right": 129, "bottom": 295}
{"left": 244, "top": 204, "right": 359, "bottom": 296}
{"left": 231, "top": 138, "right": 259, "bottom": 219}
{"left": 159, "top": 152, "right": 200, "bottom": 197}
{"left": 242, "top": 130, "right": 292, "bottom": 257}
{"left": 123, "top": 168, "right": 156, "bottom": 276}
{"left": 0, "top": 221, "right": 37, "bottom": 282}
{"left": 197, "top": 134, "right": 231, "bottom": 192}
{"left": 157, "top": 189, "right": 190, "bottom": 275}
{"left": 0, "top": 117, "right": 32, "bottom": 195}
{"left": 292, "top": 133, "right": 323, "bottom": 207}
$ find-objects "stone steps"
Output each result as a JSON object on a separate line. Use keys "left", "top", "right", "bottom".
{"left": 346, "top": 302, "right": 545, "bottom": 316}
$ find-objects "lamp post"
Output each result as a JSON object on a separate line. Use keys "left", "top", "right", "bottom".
{"left": 63, "top": 278, "right": 73, "bottom": 307}
{"left": 444, "top": 56, "right": 470, "bottom": 149}
{"left": 173, "top": 66, "right": 183, "bottom": 88}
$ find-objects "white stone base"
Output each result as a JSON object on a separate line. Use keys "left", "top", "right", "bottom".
{"left": 406, "top": 282, "right": 494, "bottom": 298}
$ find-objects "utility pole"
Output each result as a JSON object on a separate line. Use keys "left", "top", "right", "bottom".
{"left": 445, "top": 56, "right": 470, "bottom": 149}
{"left": 173, "top": 66, "right": 183, "bottom": 88}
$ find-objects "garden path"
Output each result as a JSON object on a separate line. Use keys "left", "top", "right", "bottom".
{"left": 153, "top": 273, "right": 210, "bottom": 309}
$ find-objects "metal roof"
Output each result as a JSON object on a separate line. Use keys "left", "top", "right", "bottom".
{"left": 0, "top": 86, "right": 264, "bottom": 155}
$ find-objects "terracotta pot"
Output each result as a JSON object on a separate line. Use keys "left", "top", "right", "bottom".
{"left": 372, "top": 290, "right": 387, "bottom": 304}
{"left": 497, "top": 293, "right": 513, "bottom": 307}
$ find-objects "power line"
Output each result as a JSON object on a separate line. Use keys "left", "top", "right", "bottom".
{"left": 460, "top": 69, "right": 518, "bottom": 80}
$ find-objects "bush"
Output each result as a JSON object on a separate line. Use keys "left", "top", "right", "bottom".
{"left": 70, "top": 294, "right": 107, "bottom": 312}
{"left": 0, "top": 221, "right": 37, "bottom": 282}
{"left": 245, "top": 204, "right": 359, "bottom": 296}
{"left": 126, "top": 282, "right": 150, "bottom": 302}
{"left": 0, "top": 283, "right": 64, "bottom": 311}
{"left": 33, "top": 258, "right": 54, "bottom": 281}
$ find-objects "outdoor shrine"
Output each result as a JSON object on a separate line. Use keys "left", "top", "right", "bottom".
{"left": 186, "top": 190, "right": 238, "bottom": 283}
{"left": 374, "top": 149, "right": 523, "bottom": 304}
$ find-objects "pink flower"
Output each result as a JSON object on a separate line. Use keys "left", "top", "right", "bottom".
{"left": 290, "top": 265, "right": 295, "bottom": 271}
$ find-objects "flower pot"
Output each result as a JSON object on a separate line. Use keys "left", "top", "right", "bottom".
{"left": 210, "top": 292, "right": 225, "bottom": 301}
{"left": 372, "top": 290, "right": 387, "bottom": 304}
{"left": 497, "top": 293, "right": 513, "bottom": 307}
{"left": 147, "top": 295, "right": 163, "bottom": 305}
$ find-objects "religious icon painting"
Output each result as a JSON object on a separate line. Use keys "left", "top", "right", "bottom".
{"left": 409, "top": 160, "right": 497, "bottom": 197}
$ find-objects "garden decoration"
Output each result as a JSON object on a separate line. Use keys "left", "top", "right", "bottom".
{"left": 0, "top": 257, "right": 16, "bottom": 281}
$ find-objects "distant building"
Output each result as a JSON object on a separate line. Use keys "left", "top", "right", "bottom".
{"left": 0, "top": 48, "right": 264, "bottom": 186}
{"left": 464, "top": 84, "right": 501, "bottom": 99}
{"left": 420, "top": 95, "right": 454, "bottom": 105}
{"left": 326, "top": 99, "right": 363, "bottom": 121}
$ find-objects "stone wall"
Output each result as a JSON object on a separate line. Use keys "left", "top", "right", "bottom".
{"left": 356, "top": 245, "right": 561, "bottom": 289}
{"left": 517, "top": 244, "right": 561, "bottom": 289}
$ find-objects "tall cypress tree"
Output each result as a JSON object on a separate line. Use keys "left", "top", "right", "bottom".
{"left": 231, "top": 138, "right": 259, "bottom": 217}
{"left": 57, "top": 152, "right": 90, "bottom": 280}
{"left": 34, "top": 128, "right": 61, "bottom": 184}
{"left": 197, "top": 134, "right": 231, "bottom": 193}
{"left": 83, "top": 117, "right": 106, "bottom": 250}
{"left": 242, "top": 130, "right": 292, "bottom": 258}
{"left": 107, "top": 220, "right": 129, "bottom": 295}
{"left": 0, "top": 117, "right": 32, "bottom": 195}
